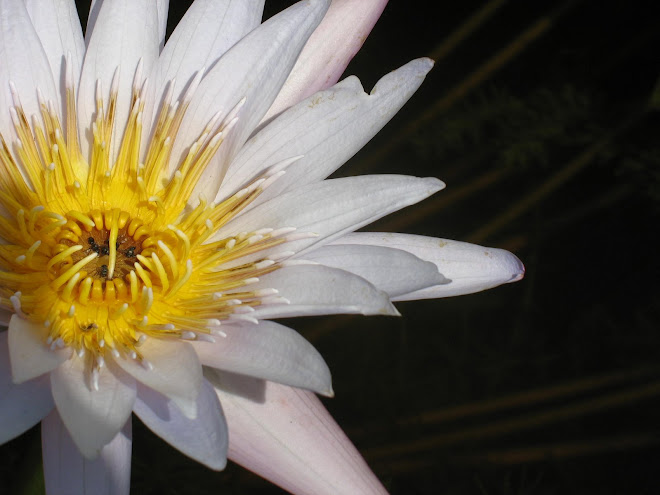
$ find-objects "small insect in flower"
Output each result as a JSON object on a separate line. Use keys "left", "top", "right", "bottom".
{"left": 80, "top": 323, "right": 99, "bottom": 332}
{"left": 98, "top": 265, "right": 109, "bottom": 278}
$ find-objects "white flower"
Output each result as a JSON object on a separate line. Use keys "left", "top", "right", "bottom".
{"left": 0, "top": 1, "right": 524, "bottom": 494}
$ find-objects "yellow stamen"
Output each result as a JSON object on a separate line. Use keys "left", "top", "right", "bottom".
{"left": 0, "top": 67, "right": 293, "bottom": 365}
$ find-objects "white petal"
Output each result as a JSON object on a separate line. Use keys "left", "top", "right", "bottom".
{"left": 213, "top": 175, "right": 444, "bottom": 257}
{"left": 265, "top": 0, "right": 389, "bottom": 120}
{"left": 243, "top": 264, "right": 398, "bottom": 319}
{"left": 24, "top": 0, "right": 85, "bottom": 93}
{"left": 301, "top": 243, "right": 449, "bottom": 297}
{"left": 50, "top": 355, "right": 136, "bottom": 458}
{"left": 42, "top": 409, "right": 132, "bottom": 495}
{"left": 221, "top": 58, "right": 434, "bottom": 204}
{"left": 170, "top": 0, "right": 330, "bottom": 201}
{"left": 8, "top": 315, "right": 71, "bottom": 383}
{"left": 335, "top": 233, "right": 525, "bottom": 300}
{"left": 214, "top": 378, "right": 387, "bottom": 495}
{"left": 77, "top": 0, "right": 160, "bottom": 164}
{"left": 192, "top": 320, "right": 333, "bottom": 396}
{"left": 0, "top": 0, "right": 59, "bottom": 140}
{"left": 154, "top": 0, "right": 264, "bottom": 103}
{"left": 0, "top": 331, "right": 53, "bottom": 444}
{"left": 133, "top": 379, "right": 227, "bottom": 470}
{"left": 113, "top": 339, "right": 202, "bottom": 419}
{"left": 155, "top": 0, "right": 168, "bottom": 50}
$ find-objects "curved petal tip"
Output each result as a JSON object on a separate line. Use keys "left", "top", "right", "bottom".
{"left": 507, "top": 253, "right": 525, "bottom": 283}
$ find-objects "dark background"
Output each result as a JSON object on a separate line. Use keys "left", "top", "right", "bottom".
{"left": 3, "top": 1, "right": 660, "bottom": 493}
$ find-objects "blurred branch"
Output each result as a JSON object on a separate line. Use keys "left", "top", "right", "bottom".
{"left": 454, "top": 433, "right": 660, "bottom": 465}
{"left": 496, "top": 183, "right": 633, "bottom": 252}
{"left": 351, "top": 364, "right": 660, "bottom": 437}
{"left": 354, "top": 0, "right": 577, "bottom": 175}
{"left": 467, "top": 110, "right": 645, "bottom": 243}
{"left": 428, "top": 0, "right": 508, "bottom": 62}
{"left": 364, "top": 375, "right": 660, "bottom": 460}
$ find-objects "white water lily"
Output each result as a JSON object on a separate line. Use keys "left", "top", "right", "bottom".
{"left": 0, "top": 1, "right": 524, "bottom": 494}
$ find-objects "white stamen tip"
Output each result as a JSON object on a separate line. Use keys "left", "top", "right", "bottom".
{"left": 233, "top": 305, "right": 255, "bottom": 314}
{"left": 91, "top": 369, "right": 100, "bottom": 391}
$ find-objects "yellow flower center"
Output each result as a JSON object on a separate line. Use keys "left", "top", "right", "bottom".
{"left": 0, "top": 62, "right": 294, "bottom": 363}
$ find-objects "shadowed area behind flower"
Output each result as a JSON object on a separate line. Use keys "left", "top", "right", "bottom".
{"left": 1, "top": 0, "right": 659, "bottom": 494}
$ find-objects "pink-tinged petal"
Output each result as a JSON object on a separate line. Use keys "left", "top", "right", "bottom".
{"left": 212, "top": 175, "right": 444, "bottom": 258}
{"left": 192, "top": 320, "right": 333, "bottom": 396}
{"left": 215, "top": 378, "right": 387, "bottom": 495}
{"left": 50, "top": 355, "right": 136, "bottom": 458}
{"left": 77, "top": 0, "right": 160, "bottom": 164}
{"left": 154, "top": 0, "right": 264, "bottom": 103}
{"left": 265, "top": 0, "right": 389, "bottom": 120}
{"left": 170, "top": 0, "right": 330, "bottom": 202}
{"left": 301, "top": 243, "right": 448, "bottom": 297}
{"left": 8, "top": 315, "right": 71, "bottom": 383}
{"left": 0, "top": 0, "right": 59, "bottom": 140}
{"left": 113, "top": 339, "right": 202, "bottom": 419}
{"left": 0, "top": 331, "right": 54, "bottom": 443}
{"left": 42, "top": 409, "right": 131, "bottom": 495}
{"left": 23, "top": 0, "right": 85, "bottom": 94}
{"left": 220, "top": 58, "right": 434, "bottom": 204}
{"left": 244, "top": 264, "right": 398, "bottom": 319}
{"left": 133, "top": 379, "right": 227, "bottom": 470}
{"left": 335, "top": 233, "right": 525, "bottom": 300}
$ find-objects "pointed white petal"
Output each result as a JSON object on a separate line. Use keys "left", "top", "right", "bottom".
{"left": 301, "top": 243, "right": 449, "bottom": 297}
{"left": 113, "top": 339, "right": 202, "bottom": 419}
{"left": 86, "top": 0, "right": 101, "bottom": 40}
{"left": 170, "top": 0, "right": 330, "bottom": 201}
{"left": 42, "top": 410, "right": 132, "bottom": 495}
{"left": 0, "top": 331, "right": 53, "bottom": 443}
{"left": 265, "top": 0, "right": 389, "bottom": 119}
{"left": 155, "top": 0, "right": 168, "bottom": 50}
{"left": 335, "top": 233, "right": 525, "bottom": 300}
{"left": 8, "top": 315, "right": 71, "bottom": 383}
{"left": 24, "top": 0, "right": 85, "bottom": 93}
{"left": 50, "top": 356, "right": 136, "bottom": 458}
{"left": 133, "top": 379, "right": 227, "bottom": 470}
{"left": 155, "top": 0, "right": 264, "bottom": 103}
{"left": 77, "top": 0, "right": 159, "bottom": 164}
{"left": 215, "top": 378, "right": 387, "bottom": 495}
{"left": 243, "top": 264, "right": 398, "bottom": 319}
{"left": 192, "top": 320, "right": 333, "bottom": 396}
{"left": 213, "top": 175, "right": 444, "bottom": 257}
{"left": 221, "top": 58, "right": 434, "bottom": 203}
{"left": 0, "top": 0, "right": 59, "bottom": 140}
